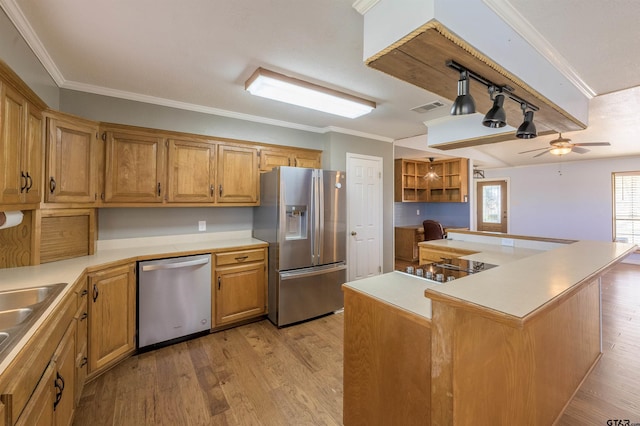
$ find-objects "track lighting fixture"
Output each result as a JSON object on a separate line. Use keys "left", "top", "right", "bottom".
{"left": 446, "top": 60, "right": 538, "bottom": 138}
{"left": 515, "top": 103, "right": 537, "bottom": 139}
{"left": 482, "top": 87, "right": 506, "bottom": 128}
{"left": 450, "top": 70, "right": 475, "bottom": 115}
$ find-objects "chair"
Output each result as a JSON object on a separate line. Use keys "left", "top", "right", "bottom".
{"left": 423, "top": 220, "right": 445, "bottom": 241}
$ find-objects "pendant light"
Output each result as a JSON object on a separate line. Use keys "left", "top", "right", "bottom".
{"left": 424, "top": 157, "right": 440, "bottom": 181}
{"left": 450, "top": 71, "right": 476, "bottom": 115}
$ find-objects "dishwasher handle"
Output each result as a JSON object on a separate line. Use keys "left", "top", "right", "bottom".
{"left": 141, "top": 257, "right": 210, "bottom": 272}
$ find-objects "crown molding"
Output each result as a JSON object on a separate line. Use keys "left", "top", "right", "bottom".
{"left": 483, "top": 0, "right": 596, "bottom": 98}
{"left": 352, "top": 0, "right": 380, "bottom": 15}
{"left": 0, "top": 0, "right": 65, "bottom": 85}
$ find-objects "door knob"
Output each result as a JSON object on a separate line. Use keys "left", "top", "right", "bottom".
{"left": 351, "top": 231, "right": 357, "bottom": 236}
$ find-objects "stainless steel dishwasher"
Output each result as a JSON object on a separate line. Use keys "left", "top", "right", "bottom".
{"left": 138, "top": 254, "right": 211, "bottom": 351}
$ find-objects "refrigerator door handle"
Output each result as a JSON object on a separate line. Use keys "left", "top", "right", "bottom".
{"left": 317, "top": 169, "right": 325, "bottom": 265}
{"left": 311, "top": 170, "right": 321, "bottom": 265}
{"left": 279, "top": 263, "right": 347, "bottom": 280}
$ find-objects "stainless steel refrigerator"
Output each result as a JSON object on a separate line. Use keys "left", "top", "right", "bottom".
{"left": 253, "top": 166, "right": 347, "bottom": 327}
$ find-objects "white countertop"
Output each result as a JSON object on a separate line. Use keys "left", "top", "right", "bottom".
{"left": 343, "top": 272, "right": 440, "bottom": 319}
{"left": 344, "top": 239, "right": 636, "bottom": 323}
{"left": 0, "top": 234, "right": 267, "bottom": 374}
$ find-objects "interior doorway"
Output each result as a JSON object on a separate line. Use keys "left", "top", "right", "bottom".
{"left": 346, "top": 153, "right": 383, "bottom": 281}
{"left": 476, "top": 179, "right": 508, "bottom": 233}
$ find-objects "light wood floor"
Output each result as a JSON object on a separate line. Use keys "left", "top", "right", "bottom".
{"left": 74, "top": 263, "right": 640, "bottom": 425}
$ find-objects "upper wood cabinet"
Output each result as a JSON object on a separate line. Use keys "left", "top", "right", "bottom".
{"left": 394, "top": 157, "right": 469, "bottom": 203}
{"left": 0, "top": 82, "right": 44, "bottom": 206}
{"left": 45, "top": 112, "right": 100, "bottom": 203}
{"left": 258, "top": 146, "right": 322, "bottom": 172}
{"left": 103, "top": 127, "right": 166, "bottom": 203}
{"left": 216, "top": 143, "right": 259, "bottom": 204}
{"left": 167, "top": 137, "right": 216, "bottom": 203}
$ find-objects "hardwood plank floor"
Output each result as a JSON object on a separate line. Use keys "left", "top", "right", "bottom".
{"left": 74, "top": 263, "right": 640, "bottom": 425}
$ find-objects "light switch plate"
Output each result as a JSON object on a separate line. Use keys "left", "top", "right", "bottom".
{"left": 198, "top": 221, "right": 206, "bottom": 231}
{"left": 501, "top": 238, "right": 514, "bottom": 247}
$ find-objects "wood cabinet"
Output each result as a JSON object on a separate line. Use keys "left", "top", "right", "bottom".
{"left": 214, "top": 247, "right": 267, "bottom": 327}
{"left": 45, "top": 112, "right": 100, "bottom": 203}
{"left": 167, "top": 137, "right": 216, "bottom": 202}
{"left": 394, "top": 157, "right": 469, "bottom": 203}
{"left": 258, "top": 146, "right": 322, "bottom": 172}
{"left": 88, "top": 263, "right": 136, "bottom": 376}
{"left": 394, "top": 159, "right": 429, "bottom": 202}
{"left": 14, "top": 364, "right": 54, "bottom": 426}
{"left": 216, "top": 144, "right": 259, "bottom": 204}
{"left": 52, "top": 321, "right": 76, "bottom": 426}
{"left": 394, "top": 226, "right": 425, "bottom": 262}
{"left": 418, "top": 243, "right": 477, "bottom": 264}
{"left": 0, "top": 83, "right": 44, "bottom": 206}
{"left": 426, "top": 158, "right": 468, "bottom": 202}
{"left": 103, "top": 128, "right": 166, "bottom": 203}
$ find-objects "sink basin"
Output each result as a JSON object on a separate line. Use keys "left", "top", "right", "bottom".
{"left": 0, "top": 308, "right": 32, "bottom": 329}
{"left": 0, "top": 283, "right": 67, "bottom": 363}
{"left": 0, "top": 286, "right": 61, "bottom": 311}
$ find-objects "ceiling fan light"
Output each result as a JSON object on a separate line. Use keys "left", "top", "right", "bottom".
{"left": 482, "top": 93, "right": 507, "bottom": 128}
{"left": 549, "top": 146, "right": 572, "bottom": 156}
{"left": 450, "top": 73, "right": 476, "bottom": 115}
{"left": 516, "top": 110, "right": 537, "bottom": 139}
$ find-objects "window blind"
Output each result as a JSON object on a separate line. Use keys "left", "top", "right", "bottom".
{"left": 613, "top": 172, "right": 640, "bottom": 245}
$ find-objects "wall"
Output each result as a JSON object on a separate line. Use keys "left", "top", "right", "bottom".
{"left": 0, "top": 9, "right": 59, "bottom": 107}
{"left": 394, "top": 202, "right": 470, "bottom": 228}
{"left": 324, "top": 132, "right": 395, "bottom": 272}
{"left": 484, "top": 156, "right": 640, "bottom": 263}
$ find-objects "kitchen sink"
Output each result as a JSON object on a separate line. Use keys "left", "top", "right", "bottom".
{"left": 0, "top": 283, "right": 67, "bottom": 363}
{"left": 0, "top": 308, "right": 33, "bottom": 330}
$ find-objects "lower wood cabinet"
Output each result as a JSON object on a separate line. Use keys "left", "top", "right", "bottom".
{"left": 14, "top": 364, "right": 54, "bottom": 426}
{"left": 214, "top": 247, "right": 267, "bottom": 327}
{"left": 87, "top": 263, "right": 136, "bottom": 377}
{"left": 395, "top": 226, "right": 424, "bottom": 262}
{"left": 52, "top": 321, "right": 76, "bottom": 426}
{"left": 418, "top": 244, "right": 477, "bottom": 264}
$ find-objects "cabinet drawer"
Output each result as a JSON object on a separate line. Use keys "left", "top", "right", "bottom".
{"left": 215, "top": 249, "right": 264, "bottom": 266}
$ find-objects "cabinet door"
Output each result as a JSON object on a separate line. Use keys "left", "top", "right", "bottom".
{"left": 259, "top": 148, "right": 291, "bottom": 172}
{"left": 53, "top": 321, "right": 76, "bottom": 426}
{"left": 0, "top": 84, "right": 25, "bottom": 204}
{"left": 215, "top": 262, "right": 266, "bottom": 326}
{"left": 293, "top": 151, "right": 321, "bottom": 169}
{"left": 104, "top": 131, "right": 165, "bottom": 203}
{"left": 88, "top": 264, "right": 136, "bottom": 375}
{"left": 46, "top": 116, "right": 98, "bottom": 203}
{"left": 15, "top": 364, "right": 54, "bottom": 426}
{"left": 22, "top": 103, "right": 43, "bottom": 204}
{"left": 216, "top": 144, "right": 258, "bottom": 204}
{"left": 167, "top": 138, "right": 216, "bottom": 202}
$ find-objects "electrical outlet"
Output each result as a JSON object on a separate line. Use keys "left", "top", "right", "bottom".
{"left": 416, "top": 209, "right": 420, "bottom": 216}
{"left": 198, "top": 221, "right": 206, "bottom": 232}
{"left": 501, "top": 238, "right": 514, "bottom": 247}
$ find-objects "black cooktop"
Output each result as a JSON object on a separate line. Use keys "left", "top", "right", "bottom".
{"left": 400, "top": 257, "right": 498, "bottom": 282}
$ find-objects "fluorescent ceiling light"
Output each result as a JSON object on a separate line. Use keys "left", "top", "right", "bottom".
{"left": 245, "top": 68, "right": 375, "bottom": 118}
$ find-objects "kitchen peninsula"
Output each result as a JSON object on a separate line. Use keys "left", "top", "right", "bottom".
{"left": 343, "top": 233, "right": 636, "bottom": 425}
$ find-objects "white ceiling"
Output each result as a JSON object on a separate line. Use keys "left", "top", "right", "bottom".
{"left": 2, "top": 0, "right": 640, "bottom": 168}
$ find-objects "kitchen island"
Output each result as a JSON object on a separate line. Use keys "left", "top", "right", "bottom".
{"left": 343, "top": 238, "right": 636, "bottom": 425}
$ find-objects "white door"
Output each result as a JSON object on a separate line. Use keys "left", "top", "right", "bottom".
{"left": 347, "top": 153, "right": 383, "bottom": 281}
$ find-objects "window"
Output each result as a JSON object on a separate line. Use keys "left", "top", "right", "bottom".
{"left": 613, "top": 171, "right": 640, "bottom": 245}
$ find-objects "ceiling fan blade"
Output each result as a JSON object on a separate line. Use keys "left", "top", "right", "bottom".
{"left": 572, "top": 147, "right": 590, "bottom": 154}
{"left": 573, "top": 142, "right": 611, "bottom": 146}
{"left": 533, "top": 149, "right": 550, "bottom": 158}
{"left": 518, "top": 147, "right": 550, "bottom": 154}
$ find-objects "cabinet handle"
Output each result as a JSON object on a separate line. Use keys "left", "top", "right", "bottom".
{"left": 26, "top": 172, "right": 33, "bottom": 192}
{"left": 234, "top": 255, "right": 249, "bottom": 262}
{"left": 49, "top": 176, "right": 56, "bottom": 194}
{"left": 53, "top": 372, "right": 65, "bottom": 410}
{"left": 101, "top": 132, "right": 106, "bottom": 141}
{"left": 80, "top": 312, "right": 88, "bottom": 321}
{"left": 81, "top": 356, "right": 88, "bottom": 367}
{"left": 210, "top": 184, "right": 214, "bottom": 197}
{"left": 218, "top": 276, "right": 221, "bottom": 290}
{"left": 80, "top": 289, "right": 88, "bottom": 297}
{"left": 92, "top": 283, "right": 99, "bottom": 302}
{"left": 219, "top": 184, "right": 223, "bottom": 197}
{"left": 20, "top": 171, "right": 27, "bottom": 193}
{"left": 157, "top": 182, "right": 161, "bottom": 196}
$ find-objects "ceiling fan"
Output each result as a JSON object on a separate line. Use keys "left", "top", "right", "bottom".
{"left": 518, "top": 133, "right": 611, "bottom": 157}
